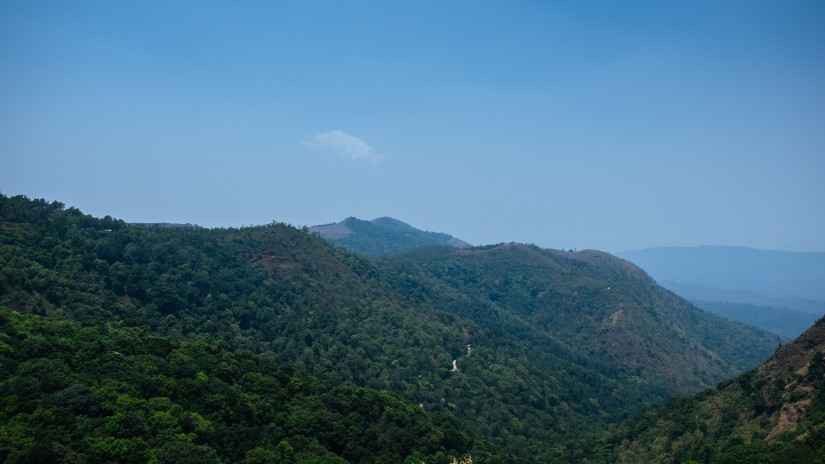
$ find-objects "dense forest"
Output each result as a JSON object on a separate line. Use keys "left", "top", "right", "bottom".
{"left": 380, "top": 246, "right": 780, "bottom": 388}
{"left": 0, "top": 306, "right": 480, "bottom": 463}
{"left": 0, "top": 194, "right": 792, "bottom": 462}
{"left": 574, "top": 317, "right": 825, "bottom": 463}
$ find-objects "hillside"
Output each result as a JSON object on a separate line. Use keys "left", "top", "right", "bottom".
{"left": 0, "top": 307, "right": 475, "bottom": 463}
{"left": 0, "top": 194, "right": 782, "bottom": 461}
{"left": 381, "top": 245, "right": 781, "bottom": 394}
{"left": 309, "top": 217, "right": 470, "bottom": 256}
{"left": 575, "top": 316, "right": 825, "bottom": 463}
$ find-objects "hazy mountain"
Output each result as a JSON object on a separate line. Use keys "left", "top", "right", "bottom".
{"left": 309, "top": 216, "right": 471, "bottom": 256}
{"left": 688, "top": 300, "right": 819, "bottom": 340}
{"left": 658, "top": 280, "right": 825, "bottom": 316}
{"left": 617, "top": 246, "right": 825, "bottom": 338}
{"left": 577, "top": 316, "right": 825, "bottom": 463}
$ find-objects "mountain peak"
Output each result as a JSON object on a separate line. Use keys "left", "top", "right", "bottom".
{"left": 309, "top": 216, "right": 470, "bottom": 255}
{"left": 371, "top": 216, "right": 406, "bottom": 224}
{"left": 370, "top": 216, "right": 419, "bottom": 233}
{"left": 307, "top": 218, "right": 355, "bottom": 239}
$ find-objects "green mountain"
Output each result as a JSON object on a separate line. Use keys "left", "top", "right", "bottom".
{"left": 309, "top": 217, "right": 471, "bottom": 256}
{"left": 380, "top": 246, "right": 780, "bottom": 394}
{"left": 575, "top": 316, "right": 825, "bottom": 463}
{"left": 0, "top": 194, "right": 783, "bottom": 461}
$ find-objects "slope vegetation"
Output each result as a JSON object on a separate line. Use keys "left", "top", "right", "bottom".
{"left": 381, "top": 245, "right": 780, "bottom": 396}
{"left": 0, "top": 307, "right": 473, "bottom": 463}
{"left": 575, "top": 316, "right": 825, "bottom": 463}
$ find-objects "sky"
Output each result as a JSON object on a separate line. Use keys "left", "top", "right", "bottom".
{"left": 2, "top": 1, "right": 824, "bottom": 253}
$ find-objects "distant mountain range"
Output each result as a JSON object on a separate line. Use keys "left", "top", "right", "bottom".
{"left": 616, "top": 246, "right": 825, "bottom": 302}
{"left": 131, "top": 222, "right": 200, "bottom": 229}
{"left": 309, "top": 216, "right": 471, "bottom": 256}
{"left": 311, "top": 224, "right": 825, "bottom": 338}
{"left": 617, "top": 246, "right": 825, "bottom": 338}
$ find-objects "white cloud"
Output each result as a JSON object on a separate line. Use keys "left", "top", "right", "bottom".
{"left": 302, "top": 130, "right": 383, "bottom": 164}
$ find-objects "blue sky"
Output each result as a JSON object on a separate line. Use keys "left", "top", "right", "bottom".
{"left": 2, "top": 1, "right": 824, "bottom": 252}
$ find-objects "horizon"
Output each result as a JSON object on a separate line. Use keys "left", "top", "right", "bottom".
{"left": 4, "top": 192, "right": 824, "bottom": 255}
{"left": 2, "top": 1, "right": 824, "bottom": 253}
{"left": 309, "top": 215, "right": 825, "bottom": 254}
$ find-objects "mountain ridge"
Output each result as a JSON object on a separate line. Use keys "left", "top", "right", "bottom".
{"left": 309, "top": 216, "right": 471, "bottom": 256}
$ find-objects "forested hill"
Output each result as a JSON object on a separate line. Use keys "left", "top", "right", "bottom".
{"left": 0, "top": 194, "right": 781, "bottom": 461}
{"left": 575, "top": 316, "right": 825, "bottom": 463}
{"left": 0, "top": 307, "right": 476, "bottom": 463}
{"left": 309, "top": 216, "right": 470, "bottom": 256}
{"left": 380, "top": 245, "right": 780, "bottom": 394}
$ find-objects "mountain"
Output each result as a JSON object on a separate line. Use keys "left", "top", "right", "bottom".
{"left": 0, "top": 194, "right": 782, "bottom": 461}
{"left": 575, "top": 316, "right": 825, "bottom": 463}
{"left": 309, "top": 217, "right": 471, "bottom": 256}
{"left": 380, "top": 246, "right": 781, "bottom": 394}
{"left": 617, "top": 246, "right": 825, "bottom": 338}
